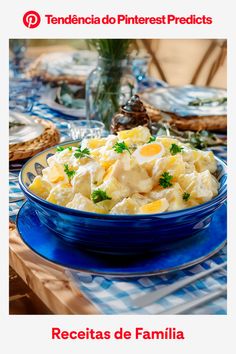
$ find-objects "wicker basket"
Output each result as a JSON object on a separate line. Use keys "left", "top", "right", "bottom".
{"left": 9, "top": 118, "right": 60, "bottom": 161}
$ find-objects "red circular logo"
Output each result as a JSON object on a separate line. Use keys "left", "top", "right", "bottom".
{"left": 23, "top": 11, "right": 41, "bottom": 28}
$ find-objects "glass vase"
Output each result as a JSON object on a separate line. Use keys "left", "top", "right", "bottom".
{"left": 86, "top": 57, "right": 137, "bottom": 131}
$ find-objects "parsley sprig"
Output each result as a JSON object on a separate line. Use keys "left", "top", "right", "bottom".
{"left": 91, "top": 189, "right": 112, "bottom": 204}
{"left": 74, "top": 146, "right": 90, "bottom": 159}
{"left": 188, "top": 97, "right": 227, "bottom": 106}
{"left": 57, "top": 146, "right": 73, "bottom": 152}
{"left": 159, "top": 172, "right": 173, "bottom": 188}
{"left": 64, "top": 164, "right": 76, "bottom": 180}
{"left": 112, "top": 141, "right": 131, "bottom": 155}
{"left": 170, "top": 143, "right": 183, "bottom": 155}
{"left": 183, "top": 192, "right": 190, "bottom": 201}
{"left": 147, "top": 136, "right": 156, "bottom": 143}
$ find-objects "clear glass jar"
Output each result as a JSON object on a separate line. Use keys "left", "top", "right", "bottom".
{"left": 86, "top": 57, "right": 137, "bottom": 130}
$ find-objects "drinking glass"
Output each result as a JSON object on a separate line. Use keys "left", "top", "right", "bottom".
{"left": 68, "top": 120, "right": 105, "bottom": 141}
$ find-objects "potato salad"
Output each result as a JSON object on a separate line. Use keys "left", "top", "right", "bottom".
{"left": 29, "top": 126, "right": 219, "bottom": 215}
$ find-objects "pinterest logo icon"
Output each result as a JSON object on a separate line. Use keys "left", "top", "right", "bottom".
{"left": 23, "top": 11, "right": 41, "bottom": 28}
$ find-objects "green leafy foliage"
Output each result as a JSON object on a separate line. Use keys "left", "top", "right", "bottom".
{"left": 183, "top": 192, "right": 190, "bottom": 201}
{"left": 188, "top": 97, "right": 227, "bottom": 106}
{"left": 170, "top": 143, "right": 183, "bottom": 155}
{"left": 57, "top": 146, "right": 73, "bottom": 152}
{"left": 159, "top": 172, "right": 173, "bottom": 188}
{"left": 74, "top": 146, "right": 90, "bottom": 159}
{"left": 91, "top": 189, "right": 112, "bottom": 204}
{"left": 147, "top": 136, "right": 156, "bottom": 143}
{"left": 64, "top": 164, "right": 76, "bottom": 180}
{"left": 87, "top": 39, "right": 133, "bottom": 61}
{"left": 112, "top": 141, "right": 131, "bottom": 154}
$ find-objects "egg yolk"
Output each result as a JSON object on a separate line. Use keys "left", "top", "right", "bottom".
{"left": 139, "top": 198, "right": 168, "bottom": 213}
{"left": 140, "top": 144, "right": 162, "bottom": 157}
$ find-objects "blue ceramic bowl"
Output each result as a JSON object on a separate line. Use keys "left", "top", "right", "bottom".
{"left": 19, "top": 141, "right": 227, "bottom": 255}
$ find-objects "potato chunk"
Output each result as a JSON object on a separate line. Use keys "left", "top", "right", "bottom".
{"left": 178, "top": 170, "right": 219, "bottom": 203}
{"left": 66, "top": 193, "right": 106, "bottom": 214}
{"left": 106, "top": 158, "right": 153, "bottom": 194}
{"left": 182, "top": 148, "right": 217, "bottom": 173}
{"left": 148, "top": 183, "right": 186, "bottom": 211}
{"left": 71, "top": 170, "right": 91, "bottom": 198}
{"left": 153, "top": 155, "right": 186, "bottom": 183}
{"left": 46, "top": 184, "right": 74, "bottom": 206}
{"left": 42, "top": 163, "right": 66, "bottom": 184}
{"left": 117, "top": 126, "right": 151, "bottom": 146}
{"left": 110, "top": 198, "right": 138, "bottom": 215}
{"left": 28, "top": 175, "right": 52, "bottom": 199}
{"left": 97, "top": 177, "right": 129, "bottom": 201}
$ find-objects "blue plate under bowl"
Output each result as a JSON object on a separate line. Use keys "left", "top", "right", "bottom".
{"left": 17, "top": 202, "right": 226, "bottom": 276}
{"left": 19, "top": 141, "right": 227, "bottom": 255}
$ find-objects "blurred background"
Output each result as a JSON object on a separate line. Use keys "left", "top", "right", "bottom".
{"left": 24, "top": 39, "right": 227, "bottom": 88}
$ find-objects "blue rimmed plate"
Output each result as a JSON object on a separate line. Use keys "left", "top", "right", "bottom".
{"left": 16, "top": 202, "right": 226, "bottom": 277}
{"left": 141, "top": 86, "right": 227, "bottom": 117}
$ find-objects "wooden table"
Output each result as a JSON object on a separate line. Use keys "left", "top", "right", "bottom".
{"left": 9, "top": 223, "right": 99, "bottom": 314}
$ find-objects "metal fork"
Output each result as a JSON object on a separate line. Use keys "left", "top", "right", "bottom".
{"left": 133, "top": 261, "right": 227, "bottom": 308}
{"left": 156, "top": 285, "right": 227, "bottom": 315}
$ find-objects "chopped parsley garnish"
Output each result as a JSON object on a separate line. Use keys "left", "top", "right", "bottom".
{"left": 57, "top": 146, "right": 73, "bottom": 152}
{"left": 170, "top": 143, "right": 183, "bottom": 155}
{"left": 148, "top": 136, "right": 156, "bottom": 143}
{"left": 112, "top": 141, "right": 131, "bottom": 155}
{"left": 159, "top": 172, "right": 173, "bottom": 188}
{"left": 64, "top": 164, "right": 76, "bottom": 180}
{"left": 188, "top": 97, "right": 227, "bottom": 106}
{"left": 74, "top": 146, "right": 90, "bottom": 159}
{"left": 91, "top": 189, "right": 112, "bottom": 204}
{"left": 183, "top": 192, "right": 190, "bottom": 201}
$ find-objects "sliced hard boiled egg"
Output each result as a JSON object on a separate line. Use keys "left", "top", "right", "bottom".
{"left": 139, "top": 198, "right": 169, "bottom": 214}
{"left": 133, "top": 142, "right": 164, "bottom": 164}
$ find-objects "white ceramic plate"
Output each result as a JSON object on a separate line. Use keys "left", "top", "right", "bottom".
{"left": 31, "top": 50, "right": 97, "bottom": 78}
{"left": 40, "top": 86, "right": 86, "bottom": 118}
{"left": 141, "top": 85, "right": 227, "bottom": 117}
{"left": 9, "top": 112, "right": 45, "bottom": 145}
